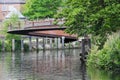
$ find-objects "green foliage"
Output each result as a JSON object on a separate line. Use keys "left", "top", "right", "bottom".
{"left": 87, "top": 32, "right": 120, "bottom": 71}
{"left": 23, "top": 0, "right": 62, "bottom": 20}
{"left": 3, "top": 14, "right": 19, "bottom": 34}
{"left": 0, "top": 41, "right": 2, "bottom": 52}
{"left": 23, "top": 43, "right": 29, "bottom": 52}
{"left": 5, "top": 40, "right": 12, "bottom": 51}
{"left": 57, "top": 0, "right": 120, "bottom": 48}
{"left": 87, "top": 66, "right": 120, "bottom": 80}
{"left": 0, "top": 14, "right": 29, "bottom": 52}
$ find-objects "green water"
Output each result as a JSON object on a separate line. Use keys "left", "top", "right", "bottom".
{"left": 87, "top": 66, "right": 120, "bottom": 80}
{"left": 0, "top": 49, "right": 120, "bottom": 80}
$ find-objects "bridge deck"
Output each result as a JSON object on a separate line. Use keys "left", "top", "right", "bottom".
{"left": 7, "top": 19, "right": 77, "bottom": 42}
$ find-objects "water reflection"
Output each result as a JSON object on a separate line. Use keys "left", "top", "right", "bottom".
{"left": 80, "top": 61, "right": 86, "bottom": 80}
{"left": 0, "top": 49, "right": 120, "bottom": 80}
{"left": 0, "top": 49, "right": 81, "bottom": 80}
{"left": 31, "top": 50, "right": 81, "bottom": 80}
{"left": 87, "top": 66, "right": 120, "bottom": 80}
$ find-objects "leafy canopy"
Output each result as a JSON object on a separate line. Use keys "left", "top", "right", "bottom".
{"left": 87, "top": 32, "right": 120, "bottom": 71}
{"left": 3, "top": 14, "right": 21, "bottom": 40}
{"left": 57, "top": 0, "right": 120, "bottom": 48}
{"left": 23, "top": 0, "right": 61, "bottom": 20}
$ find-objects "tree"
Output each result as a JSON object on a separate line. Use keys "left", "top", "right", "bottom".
{"left": 2, "top": 14, "right": 22, "bottom": 51}
{"left": 57, "top": 0, "right": 120, "bottom": 49}
{"left": 22, "top": 0, "right": 62, "bottom": 20}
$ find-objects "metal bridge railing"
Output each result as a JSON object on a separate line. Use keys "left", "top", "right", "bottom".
{"left": 8, "top": 18, "right": 64, "bottom": 31}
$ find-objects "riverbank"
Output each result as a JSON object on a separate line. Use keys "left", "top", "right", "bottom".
{"left": 87, "top": 32, "right": 120, "bottom": 72}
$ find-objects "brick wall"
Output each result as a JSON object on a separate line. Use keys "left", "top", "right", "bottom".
{"left": 0, "top": 1, "right": 25, "bottom": 22}
{"left": 0, "top": 0, "right": 25, "bottom": 4}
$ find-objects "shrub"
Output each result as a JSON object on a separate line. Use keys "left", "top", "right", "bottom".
{"left": 0, "top": 41, "right": 2, "bottom": 52}
{"left": 24, "top": 43, "right": 29, "bottom": 52}
{"left": 87, "top": 32, "right": 120, "bottom": 71}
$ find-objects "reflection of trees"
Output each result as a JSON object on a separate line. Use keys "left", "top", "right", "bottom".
{"left": 32, "top": 50, "right": 69, "bottom": 74}
{"left": 87, "top": 66, "right": 120, "bottom": 80}
{"left": 80, "top": 61, "right": 86, "bottom": 80}
{"left": 28, "top": 49, "right": 82, "bottom": 80}
{"left": 1, "top": 50, "right": 120, "bottom": 80}
{"left": 0, "top": 49, "right": 83, "bottom": 80}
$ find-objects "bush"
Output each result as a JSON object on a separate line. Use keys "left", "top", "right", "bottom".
{"left": 87, "top": 32, "right": 120, "bottom": 71}
{"left": 0, "top": 41, "right": 2, "bottom": 52}
{"left": 24, "top": 43, "right": 29, "bottom": 52}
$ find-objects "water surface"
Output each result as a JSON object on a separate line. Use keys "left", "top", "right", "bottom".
{"left": 0, "top": 49, "right": 120, "bottom": 80}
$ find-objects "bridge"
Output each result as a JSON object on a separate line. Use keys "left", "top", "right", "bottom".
{"left": 7, "top": 19, "right": 77, "bottom": 43}
{"left": 7, "top": 18, "right": 91, "bottom": 61}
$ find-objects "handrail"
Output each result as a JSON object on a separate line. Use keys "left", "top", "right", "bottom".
{"left": 8, "top": 18, "right": 65, "bottom": 31}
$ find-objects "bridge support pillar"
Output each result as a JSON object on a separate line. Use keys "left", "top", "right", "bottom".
{"left": 50, "top": 38, "right": 52, "bottom": 49}
{"left": 45, "top": 37, "right": 47, "bottom": 44}
{"left": 69, "top": 42, "right": 71, "bottom": 49}
{"left": 29, "top": 36, "right": 32, "bottom": 51}
{"left": 57, "top": 38, "right": 58, "bottom": 49}
{"left": 12, "top": 39, "right": 15, "bottom": 52}
{"left": 58, "top": 38, "right": 61, "bottom": 49}
{"left": 36, "top": 37, "right": 39, "bottom": 51}
{"left": 62, "top": 36, "right": 65, "bottom": 49}
{"left": 54, "top": 38, "right": 57, "bottom": 49}
{"left": 21, "top": 38, "right": 24, "bottom": 52}
{"left": 43, "top": 38, "right": 45, "bottom": 51}
{"left": 45, "top": 37, "right": 48, "bottom": 49}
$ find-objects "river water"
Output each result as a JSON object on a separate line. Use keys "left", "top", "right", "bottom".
{"left": 0, "top": 49, "right": 120, "bottom": 80}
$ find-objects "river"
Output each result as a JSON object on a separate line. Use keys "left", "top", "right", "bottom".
{"left": 0, "top": 49, "right": 120, "bottom": 80}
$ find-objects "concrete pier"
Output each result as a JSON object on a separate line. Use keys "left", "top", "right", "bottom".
{"left": 12, "top": 39, "right": 15, "bottom": 52}
{"left": 58, "top": 38, "right": 61, "bottom": 49}
{"left": 21, "top": 39, "right": 24, "bottom": 52}
{"left": 29, "top": 36, "right": 32, "bottom": 51}
{"left": 62, "top": 36, "right": 65, "bottom": 49}
{"left": 50, "top": 38, "right": 52, "bottom": 49}
{"left": 43, "top": 38, "right": 45, "bottom": 51}
{"left": 54, "top": 38, "right": 57, "bottom": 49}
{"left": 36, "top": 37, "right": 39, "bottom": 51}
{"left": 56, "top": 38, "right": 58, "bottom": 49}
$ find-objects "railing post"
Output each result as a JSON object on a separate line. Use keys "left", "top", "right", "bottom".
{"left": 9, "top": 23, "right": 12, "bottom": 30}
{"left": 50, "top": 20, "right": 52, "bottom": 25}
{"left": 24, "top": 20, "right": 27, "bottom": 28}
{"left": 32, "top": 21, "right": 34, "bottom": 27}
{"left": 18, "top": 21, "right": 21, "bottom": 29}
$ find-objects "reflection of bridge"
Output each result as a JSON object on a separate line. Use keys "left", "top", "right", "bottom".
{"left": 7, "top": 19, "right": 77, "bottom": 43}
